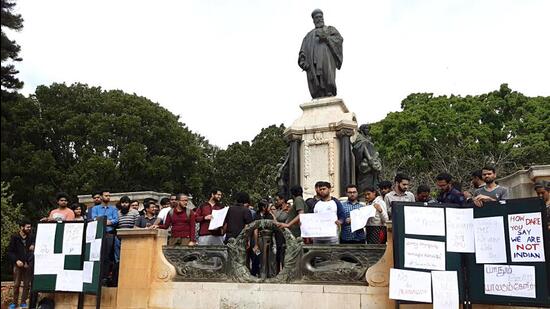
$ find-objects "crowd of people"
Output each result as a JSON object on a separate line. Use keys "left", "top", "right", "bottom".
{"left": 6, "top": 166, "right": 550, "bottom": 308}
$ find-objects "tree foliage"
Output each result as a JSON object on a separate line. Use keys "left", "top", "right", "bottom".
{"left": 1, "top": 0, "right": 24, "bottom": 92}
{"left": 370, "top": 84, "right": 550, "bottom": 190}
{"left": 1, "top": 83, "right": 214, "bottom": 220}
{"left": 211, "top": 124, "right": 287, "bottom": 203}
{"left": 1, "top": 182, "right": 22, "bottom": 262}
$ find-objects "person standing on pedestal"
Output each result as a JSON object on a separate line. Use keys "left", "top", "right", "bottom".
{"left": 298, "top": 9, "right": 343, "bottom": 99}
{"left": 384, "top": 174, "right": 415, "bottom": 218}
{"left": 195, "top": 189, "right": 225, "bottom": 245}
{"left": 311, "top": 181, "right": 345, "bottom": 244}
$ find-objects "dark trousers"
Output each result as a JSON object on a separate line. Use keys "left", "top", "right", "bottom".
{"left": 101, "top": 233, "right": 115, "bottom": 283}
{"left": 13, "top": 265, "right": 31, "bottom": 306}
{"left": 340, "top": 239, "right": 365, "bottom": 244}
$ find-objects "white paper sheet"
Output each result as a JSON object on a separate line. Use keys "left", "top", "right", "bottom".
{"left": 90, "top": 238, "right": 102, "bottom": 261}
{"left": 300, "top": 212, "right": 338, "bottom": 238}
{"left": 62, "top": 223, "right": 84, "bottom": 255}
{"left": 389, "top": 268, "right": 432, "bottom": 303}
{"left": 474, "top": 216, "right": 507, "bottom": 263}
{"left": 55, "top": 270, "right": 83, "bottom": 292}
{"left": 82, "top": 261, "right": 94, "bottom": 283}
{"left": 446, "top": 208, "right": 475, "bottom": 253}
{"left": 86, "top": 221, "right": 98, "bottom": 243}
{"left": 508, "top": 212, "right": 546, "bottom": 262}
{"left": 208, "top": 207, "right": 229, "bottom": 230}
{"left": 484, "top": 265, "right": 536, "bottom": 298}
{"left": 404, "top": 238, "right": 446, "bottom": 270}
{"left": 350, "top": 205, "right": 376, "bottom": 232}
{"left": 34, "top": 253, "right": 65, "bottom": 275}
{"left": 432, "top": 271, "right": 459, "bottom": 309}
{"left": 35, "top": 223, "right": 57, "bottom": 255}
{"left": 404, "top": 206, "right": 445, "bottom": 236}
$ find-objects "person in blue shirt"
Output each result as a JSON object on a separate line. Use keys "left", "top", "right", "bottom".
{"left": 436, "top": 173, "right": 465, "bottom": 207}
{"left": 89, "top": 190, "right": 119, "bottom": 286}
{"left": 340, "top": 184, "right": 366, "bottom": 244}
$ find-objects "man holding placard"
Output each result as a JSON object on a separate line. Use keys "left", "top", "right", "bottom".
{"left": 309, "top": 181, "right": 345, "bottom": 244}
{"left": 195, "top": 188, "right": 225, "bottom": 245}
{"left": 340, "top": 184, "right": 366, "bottom": 244}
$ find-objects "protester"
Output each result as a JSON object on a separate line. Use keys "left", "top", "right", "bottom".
{"left": 195, "top": 189, "right": 225, "bottom": 245}
{"left": 117, "top": 196, "right": 139, "bottom": 228}
{"left": 473, "top": 166, "right": 509, "bottom": 207}
{"left": 435, "top": 173, "right": 466, "bottom": 206}
{"left": 135, "top": 200, "right": 158, "bottom": 228}
{"left": 378, "top": 180, "right": 393, "bottom": 199}
{"left": 272, "top": 192, "right": 289, "bottom": 223}
{"left": 384, "top": 174, "right": 415, "bottom": 217}
{"left": 310, "top": 181, "right": 345, "bottom": 244}
{"left": 40, "top": 192, "right": 75, "bottom": 222}
{"left": 7, "top": 220, "right": 34, "bottom": 309}
{"left": 156, "top": 193, "right": 177, "bottom": 225}
{"left": 416, "top": 185, "right": 436, "bottom": 204}
{"left": 159, "top": 197, "right": 170, "bottom": 212}
{"left": 278, "top": 185, "right": 306, "bottom": 238}
{"left": 464, "top": 170, "right": 485, "bottom": 202}
{"left": 251, "top": 199, "right": 277, "bottom": 277}
{"left": 364, "top": 187, "right": 389, "bottom": 244}
{"left": 534, "top": 181, "right": 550, "bottom": 231}
{"left": 89, "top": 190, "right": 119, "bottom": 286}
{"left": 340, "top": 184, "right": 366, "bottom": 244}
{"left": 223, "top": 192, "right": 253, "bottom": 242}
{"left": 129, "top": 200, "right": 140, "bottom": 212}
{"left": 70, "top": 203, "right": 86, "bottom": 221}
{"left": 153, "top": 194, "right": 196, "bottom": 246}
{"left": 305, "top": 185, "right": 321, "bottom": 213}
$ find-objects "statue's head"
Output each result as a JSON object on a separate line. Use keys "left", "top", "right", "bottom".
{"left": 311, "top": 9, "right": 324, "bottom": 28}
{"left": 359, "top": 124, "right": 370, "bottom": 136}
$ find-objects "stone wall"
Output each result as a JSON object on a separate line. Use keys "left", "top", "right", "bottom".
{"left": 497, "top": 165, "right": 550, "bottom": 198}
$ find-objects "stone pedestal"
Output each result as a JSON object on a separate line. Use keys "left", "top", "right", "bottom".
{"left": 284, "top": 97, "right": 357, "bottom": 197}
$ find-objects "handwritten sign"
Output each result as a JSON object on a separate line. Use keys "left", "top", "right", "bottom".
{"left": 446, "top": 208, "right": 475, "bottom": 253}
{"left": 404, "top": 206, "right": 445, "bottom": 236}
{"left": 508, "top": 212, "right": 545, "bottom": 262}
{"left": 208, "top": 207, "right": 229, "bottom": 230}
{"left": 404, "top": 238, "right": 446, "bottom": 270}
{"left": 389, "top": 268, "right": 432, "bottom": 303}
{"left": 90, "top": 238, "right": 102, "bottom": 262}
{"left": 484, "top": 265, "right": 536, "bottom": 298}
{"left": 86, "top": 221, "right": 98, "bottom": 243}
{"left": 82, "top": 261, "right": 94, "bottom": 283}
{"left": 350, "top": 205, "right": 376, "bottom": 232}
{"left": 432, "top": 271, "right": 459, "bottom": 309}
{"left": 34, "top": 253, "right": 65, "bottom": 275}
{"left": 35, "top": 223, "right": 57, "bottom": 255}
{"left": 62, "top": 223, "right": 84, "bottom": 255}
{"left": 55, "top": 270, "right": 83, "bottom": 292}
{"left": 300, "top": 212, "right": 338, "bottom": 238}
{"left": 474, "top": 216, "right": 507, "bottom": 263}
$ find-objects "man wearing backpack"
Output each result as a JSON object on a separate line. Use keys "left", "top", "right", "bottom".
{"left": 153, "top": 194, "right": 196, "bottom": 246}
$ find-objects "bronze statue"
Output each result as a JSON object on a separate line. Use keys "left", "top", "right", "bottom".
{"left": 298, "top": 9, "right": 343, "bottom": 99}
{"left": 353, "top": 124, "right": 382, "bottom": 193}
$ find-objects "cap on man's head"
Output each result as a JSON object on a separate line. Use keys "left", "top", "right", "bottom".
{"left": 311, "top": 8, "right": 323, "bottom": 18}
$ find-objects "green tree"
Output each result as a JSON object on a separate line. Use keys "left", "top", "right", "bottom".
{"left": 1, "top": 0, "right": 24, "bottom": 92}
{"left": 370, "top": 84, "right": 550, "bottom": 190}
{"left": 1, "top": 182, "right": 22, "bottom": 281}
{"left": 1, "top": 83, "right": 214, "bottom": 220}
{"left": 212, "top": 124, "right": 287, "bottom": 203}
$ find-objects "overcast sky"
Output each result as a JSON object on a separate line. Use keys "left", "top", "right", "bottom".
{"left": 11, "top": 0, "right": 550, "bottom": 148}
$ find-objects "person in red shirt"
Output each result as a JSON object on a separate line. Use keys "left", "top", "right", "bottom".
{"left": 195, "top": 189, "right": 225, "bottom": 245}
{"left": 153, "top": 194, "right": 196, "bottom": 246}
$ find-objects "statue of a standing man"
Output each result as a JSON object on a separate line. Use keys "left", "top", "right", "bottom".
{"left": 298, "top": 9, "right": 343, "bottom": 99}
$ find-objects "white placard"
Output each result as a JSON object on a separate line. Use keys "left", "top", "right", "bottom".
{"left": 432, "top": 271, "right": 459, "bottom": 309}
{"left": 484, "top": 265, "right": 536, "bottom": 298}
{"left": 90, "top": 238, "right": 102, "bottom": 261}
{"left": 404, "top": 206, "right": 445, "bottom": 236}
{"left": 404, "top": 238, "right": 446, "bottom": 270}
{"left": 208, "top": 207, "right": 229, "bottom": 230}
{"left": 55, "top": 270, "right": 83, "bottom": 292}
{"left": 446, "top": 208, "right": 475, "bottom": 253}
{"left": 300, "top": 212, "right": 338, "bottom": 238}
{"left": 82, "top": 261, "right": 94, "bottom": 283}
{"left": 350, "top": 205, "right": 376, "bottom": 232}
{"left": 62, "top": 223, "right": 84, "bottom": 255}
{"left": 474, "top": 216, "right": 507, "bottom": 263}
{"left": 389, "top": 268, "right": 432, "bottom": 303}
{"left": 35, "top": 223, "right": 57, "bottom": 255}
{"left": 508, "top": 212, "right": 546, "bottom": 262}
{"left": 86, "top": 221, "right": 98, "bottom": 243}
{"left": 34, "top": 254, "right": 65, "bottom": 275}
